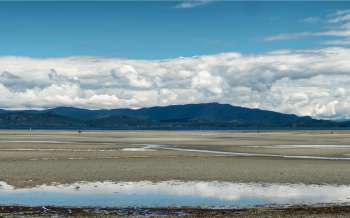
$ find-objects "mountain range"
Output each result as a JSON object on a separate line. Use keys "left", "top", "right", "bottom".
{"left": 0, "top": 103, "right": 348, "bottom": 130}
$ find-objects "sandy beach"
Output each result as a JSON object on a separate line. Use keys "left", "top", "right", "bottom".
{"left": 1, "top": 130, "right": 350, "bottom": 187}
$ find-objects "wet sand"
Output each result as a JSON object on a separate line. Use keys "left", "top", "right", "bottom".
{"left": 1, "top": 130, "right": 350, "bottom": 187}
{"left": 2, "top": 204, "right": 350, "bottom": 218}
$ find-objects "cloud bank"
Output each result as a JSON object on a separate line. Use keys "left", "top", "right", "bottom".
{"left": 1, "top": 47, "right": 350, "bottom": 120}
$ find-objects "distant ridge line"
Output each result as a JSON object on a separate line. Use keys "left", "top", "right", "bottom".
{"left": 0, "top": 103, "right": 348, "bottom": 130}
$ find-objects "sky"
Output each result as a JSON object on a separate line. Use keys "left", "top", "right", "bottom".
{"left": 1, "top": 1, "right": 350, "bottom": 120}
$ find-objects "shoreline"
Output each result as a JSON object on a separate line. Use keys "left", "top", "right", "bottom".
{"left": 2, "top": 204, "right": 350, "bottom": 217}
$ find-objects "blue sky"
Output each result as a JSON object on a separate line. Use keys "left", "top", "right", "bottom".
{"left": 0, "top": 1, "right": 349, "bottom": 59}
{"left": 2, "top": 1, "right": 350, "bottom": 119}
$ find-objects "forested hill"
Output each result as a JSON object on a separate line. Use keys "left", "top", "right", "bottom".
{"left": 0, "top": 103, "right": 347, "bottom": 130}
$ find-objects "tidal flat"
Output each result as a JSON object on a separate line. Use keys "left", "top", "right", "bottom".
{"left": 2, "top": 130, "right": 350, "bottom": 217}
{"left": 1, "top": 130, "right": 350, "bottom": 187}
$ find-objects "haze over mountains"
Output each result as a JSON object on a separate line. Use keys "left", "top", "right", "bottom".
{"left": 0, "top": 103, "right": 347, "bottom": 130}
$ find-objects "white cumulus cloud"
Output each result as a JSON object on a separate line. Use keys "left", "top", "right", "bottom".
{"left": 1, "top": 47, "right": 350, "bottom": 119}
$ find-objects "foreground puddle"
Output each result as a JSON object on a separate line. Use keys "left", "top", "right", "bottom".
{"left": 1, "top": 181, "right": 350, "bottom": 208}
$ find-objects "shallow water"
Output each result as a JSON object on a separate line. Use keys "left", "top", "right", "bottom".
{"left": 254, "top": 145, "right": 350, "bottom": 149}
{"left": 131, "top": 144, "right": 350, "bottom": 160}
{"left": 1, "top": 181, "right": 350, "bottom": 208}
